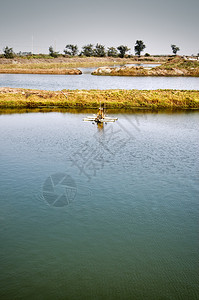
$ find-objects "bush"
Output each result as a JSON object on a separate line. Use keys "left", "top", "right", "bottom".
{"left": 49, "top": 46, "right": 59, "bottom": 58}
{"left": 3, "top": 46, "right": 15, "bottom": 59}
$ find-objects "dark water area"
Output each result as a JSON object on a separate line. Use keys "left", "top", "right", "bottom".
{"left": 0, "top": 111, "right": 198, "bottom": 299}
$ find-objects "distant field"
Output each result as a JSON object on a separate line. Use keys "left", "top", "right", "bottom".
{"left": 0, "top": 56, "right": 167, "bottom": 73}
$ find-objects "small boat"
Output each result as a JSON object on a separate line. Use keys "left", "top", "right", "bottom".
{"left": 83, "top": 104, "right": 118, "bottom": 123}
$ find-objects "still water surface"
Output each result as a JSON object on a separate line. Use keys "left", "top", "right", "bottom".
{"left": 0, "top": 111, "right": 198, "bottom": 299}
{"left": 0, "top": 70, "right": 199, "bottom": 90}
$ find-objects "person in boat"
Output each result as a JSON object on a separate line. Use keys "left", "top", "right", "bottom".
{"left": 96, "top": 105, "right": 105, "bottom": 121}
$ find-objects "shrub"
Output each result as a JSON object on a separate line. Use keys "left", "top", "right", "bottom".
{"left": 3, "top": 46, "right": 15, "bottom": 59}
{"left": 49, "top": 46, "right": 59, "bottom": 58}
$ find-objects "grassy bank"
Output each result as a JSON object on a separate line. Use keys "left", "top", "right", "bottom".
{"left": 0, "top": 58, "right": 132, "bottom": 73}
{"left": 92, "top": 57, "right": 199, "bottom": 77}
{"left": 0, "top": 88, "right": 198, "bottom": 109}
{"left": 0, "top": 56, "right": 165, "bottom": 74}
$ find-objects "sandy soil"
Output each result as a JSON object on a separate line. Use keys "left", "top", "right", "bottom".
{"left": 0, "top": 56, "right": 166, "bottom": 65}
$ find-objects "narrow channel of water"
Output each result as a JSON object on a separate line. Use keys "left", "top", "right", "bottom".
{"left": 0, "top": 65, "right": 199, "bottom": 91}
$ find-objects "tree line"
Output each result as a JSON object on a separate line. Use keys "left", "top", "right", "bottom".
{"left": 2, "top": 41, "right": 181, "bottom": 59}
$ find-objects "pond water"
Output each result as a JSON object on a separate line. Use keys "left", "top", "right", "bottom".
{"left": 0, "top": 110, "right": 198, "bottom": 299}
{"left": 0, "top": 69, "right": 199, "bottom": 90}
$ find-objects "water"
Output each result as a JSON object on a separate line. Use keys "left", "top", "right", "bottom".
{"left": 123, "top": 63, "right": 161, "bottom": 68}
{"left": 0, "top": 111, "right": 198, "bottom": 299}
{"left": 0, "top": 71, "right": 199, "bottom": 90}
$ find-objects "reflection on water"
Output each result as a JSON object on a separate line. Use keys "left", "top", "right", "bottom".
{"left": 124, "top": 63, "right": 161, "bottom": 68}
{"left": 96, "top": 121, "right": 104, "bottom": 131}
{"left": 0, "top": 111, "right": 199, "bottom": 299}
{"left": 1, "top": 107, "right": 198, "bottom": 116}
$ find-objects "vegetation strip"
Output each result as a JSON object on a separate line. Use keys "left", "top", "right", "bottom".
{"left": 0, "top": 56, "right": 165, "bottom": 73}
{"left": 92, "top": 57, "right": 199, "bottom": 77}
{"left": 0, "top": 68, "right": 82, "bottom": 75}
{"left": 0, "top": 88, "right": 198, "bottom": 109}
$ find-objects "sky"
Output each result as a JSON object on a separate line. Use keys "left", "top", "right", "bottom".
{"left": 0, "top": 0, "right": 198, "bottom": 55}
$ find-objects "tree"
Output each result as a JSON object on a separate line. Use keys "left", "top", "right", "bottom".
{"left": 49, "top": 46, "right": 59, "bottom": 58}
{"left": 134, "top": 40, "right": 146, "bottom": 56}
{"left": 64, "top": 44, "right": 78, "bottom": 56}
{"left": 82, "top": 44, "right": 94, "bottom": 57}
{"left": 171, "top": 44, "right": 180, "bottom": 55}
{"left": 117, "top": 45, "right": 130, "bottom": 58}
{"left": 3, "top": 46, "right": 14, "bottom": 58}
{"left": 107, "top": 47, "right": 118, "bottom": 57}
{"left": 94, "top": 43, "right": 106, "bottom": 57}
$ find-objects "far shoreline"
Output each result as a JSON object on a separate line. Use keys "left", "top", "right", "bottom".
{"left": 0, "top": 56, "right": 198, "bottom": 77}
{"left": 0, "top": 56, "right": 167, "bottom": 75}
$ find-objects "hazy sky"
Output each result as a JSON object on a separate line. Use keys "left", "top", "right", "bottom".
{"left": 0, "top": 0, "right": 198, "bottom": 55}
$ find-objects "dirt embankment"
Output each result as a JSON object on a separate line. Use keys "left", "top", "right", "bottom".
{"left": 92, "top": 66, "right": 192, "bottom": 76}
{"left": 0, "top": 56, "right": 166, "bottom": 65}
{"left": 92, "top": 57, "right": 199, "bottom": 77}
{"left": 0, "top": 68, "right": 82, "bottom": 75}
